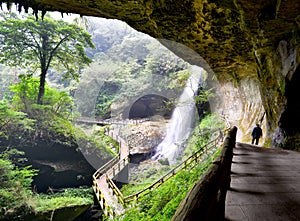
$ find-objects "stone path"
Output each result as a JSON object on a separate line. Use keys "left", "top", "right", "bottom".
{"left": 225, "top": 142, "right": 300, "bottom": 221}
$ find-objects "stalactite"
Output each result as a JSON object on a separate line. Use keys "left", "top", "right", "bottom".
{"left": 41, "top": 8, "right": 46, "bottom": 20}
{"left": 17, "top": 1, "right": 21, "bottom": 13}
{"left": 6, "top": 0, "right": 12, "bottom": 11}
{"left": 275, "top": 0, "right": 282, "bottom": 19}
{"left": 0, "top": 0, "right": 49, "bottom": 20}
{"left": 23, "top": 0, "right": 29, "bottom": 13}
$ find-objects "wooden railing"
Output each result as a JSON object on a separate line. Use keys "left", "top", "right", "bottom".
{"left": 105, "top": 128, "right": 228, "bottom": 206}
{"left": 93, "top": 125, "right": 230, "bottom": 217}
{"left": 123, "top": 139, "right": 219, "bottom": 203}
{"left": 76, "top": 117, "right": 150, "bottom": 126}
{"left": 92, "top": 130, "right": 130, "bottom": 217}
{"left": 172, "top": 126, "right": 237, "bottom": 221}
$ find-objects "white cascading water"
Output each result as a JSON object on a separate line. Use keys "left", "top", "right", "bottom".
{"left": 153, "top": 65, "right": 205, "bottom": 164}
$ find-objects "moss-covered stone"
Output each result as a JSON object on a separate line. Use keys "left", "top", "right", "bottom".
{"left": 24, "top": 204, "right": 91, "bottom": 221}
{"left": 1, "top": 0, "right": 300, "bottom": 148}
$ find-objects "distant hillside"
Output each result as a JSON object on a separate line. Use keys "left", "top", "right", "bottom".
{"left": 0, "top": 17, "right": 192, "bottom": 119}
{"left": 75, "top": 17, "right": 192, "bottom": 119}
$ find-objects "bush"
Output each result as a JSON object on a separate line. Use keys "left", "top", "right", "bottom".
{"left": 184, "top": 113, "right": 226, "bottom": 156}
{"left": 10, "top": 75, "right": 74, "bottom": 119}
{"left": 0, "top": 100, "right": 34, "bottom": 140}
{"left": 116, "top": 152, "right": 218, "bottom": 221}
{"left": 30, "top": 187, "right": 93, "bottom": 213}
{"left": 0, "top": 157, "right": 37, "bottom": 220}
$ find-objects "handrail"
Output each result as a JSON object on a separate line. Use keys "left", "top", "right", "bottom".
{"left": 123, "top": 138, "right": 218, "bottom": 203}
{"left": 93, "top": 124, "right": 229, "bottom": 217}
{"left": 106, "top": 156, "right": 130, "bottom": 179}
{"left": 106, "top": 175, "right": 126, "bottom": 205}
{"left": 172, "top": 126, "right": 237, "bottom": 221}
{"left": 76, "top": 117, "right": 150, "bottom": 126}
{"left": 93, "top": 155, "right": 120, "bottom": 179}
{"left": 107, "top": 127, "right": 228, "bottom": 205}
{"left": 92, "top": 129, "right": 127, "bottom": 217}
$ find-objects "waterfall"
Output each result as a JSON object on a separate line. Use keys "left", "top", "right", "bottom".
{"left": 153, "top": 66, "right": 205, "bottom": 164}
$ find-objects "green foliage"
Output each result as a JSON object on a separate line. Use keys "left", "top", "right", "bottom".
{"left": 117, "top": 114, "right": 226, "bottom": 220}
{"left": 75, "top": 125, "right": 117, "bottom": 157}
{"left": 228, "top": 71, "right": 240, "bottom": 88}
{"left": 0, "top": 13, "right": 94, "bottom": 74}
{"left": 116, "top": 150, "right": 220, "bottom": 221}
{"left": 121, "top": 165, "right": 171, "bottom": 196}
{"left": 30, "top": 187, "right": 93, "bottom": 212}
{"left": 77, "top": 25, "right": 191, "bottom": 118}
{"left": 0, "top": 153, "right": 38, "bottom": 220}
{"left": 168, "top": 70, "right": 189, "bottom": 89}
{"left": 0, "top": 12, "right": 95, "bottom": 103}
{"left": 10, "top": 75, "right": 74, "bottom": 119}
{"left": 95, "top": 82, "right": 121, "bottom": 118}
{"left": 0, "top": 149, "right": 93, "bottom": 219}
{"left": 0, "top": 154, "right": 93, "bottom": 220}
{"left": 195, "top": 87, "right": 214, "bottom": 104}
{"left": 199, "top": 113, "right": 226, "bottom": 130}
{"left": 184, "top": 113, "right": 226, "bottom": 156}
{"left": 0, "top": 100, "right": 34, "bottom": 140}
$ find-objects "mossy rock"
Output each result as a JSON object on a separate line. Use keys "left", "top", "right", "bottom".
{"left": 283, "top": 134, "right": 300, "bottom": 151}
{"left": 23, "top": 204, "right": 91, "bottom": 221}
{"left": 158, "top": 157, "right": 170, "bottom": 166}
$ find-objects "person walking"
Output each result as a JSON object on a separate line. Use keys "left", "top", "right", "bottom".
{"left": 251, "top": 124, "right": 262, "bottom": 145}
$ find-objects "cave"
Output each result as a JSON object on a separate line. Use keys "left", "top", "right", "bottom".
{"left": 280, "top": 65, "right": 300, "bottom": 135}
{"left": 1, "top": 0, "right": 300, "bottom": 146}
{"left": 128, "top": 94, "right": 173, "bottom": 119}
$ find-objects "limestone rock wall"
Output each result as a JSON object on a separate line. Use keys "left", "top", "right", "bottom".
{"left": 2, "top": 0, "right": 300, "bottom": 148}
{"left": 211, "top": 77, "right": 265, "bottom": 143}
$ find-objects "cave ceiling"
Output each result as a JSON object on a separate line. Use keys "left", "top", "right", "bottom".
{"left": 1, "top": 0, "right": 300, "bottom": 76}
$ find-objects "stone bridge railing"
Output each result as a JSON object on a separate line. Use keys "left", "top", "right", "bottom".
{"left": 172, "top": 126, "right": 237, "bottom": 221}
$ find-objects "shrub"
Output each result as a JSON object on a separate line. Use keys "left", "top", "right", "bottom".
{"left": 0, "top": 156, "right": 37, "bottom": 220}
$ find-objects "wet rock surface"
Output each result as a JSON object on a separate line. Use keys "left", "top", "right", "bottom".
{"left": 3, "top": 0, "right": 300, "bottom": 146}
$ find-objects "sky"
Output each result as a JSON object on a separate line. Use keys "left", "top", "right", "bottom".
{"left": 49, "top": 11, "right": 80, "bottom": 23}
{"left": 1, "top": 3, "right": 80, "bottom": 23}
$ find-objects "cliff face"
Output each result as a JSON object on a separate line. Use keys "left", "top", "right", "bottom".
{"left": 2, "top": 0, "right": 300, "bottom": 148}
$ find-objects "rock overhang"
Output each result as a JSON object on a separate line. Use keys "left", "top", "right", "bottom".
{"left": 1, "top": 0, "right": 299, "bottom": 74}
{"left": 1, "top": 0, "right": 300, "bottom": 146}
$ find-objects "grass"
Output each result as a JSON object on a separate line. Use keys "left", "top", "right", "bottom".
{"left": 30, "top": 187, "right": 93, "bottom": 212}
{"left": 114, "top": 114, "right": 226, "bottom": 220}
{"left": 113, "top": 148, "right": 221, "bottom": 221}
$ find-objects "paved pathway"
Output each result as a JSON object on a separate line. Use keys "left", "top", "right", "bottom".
{"left": 225, "top": 142, "right": 300, "bottom": 221}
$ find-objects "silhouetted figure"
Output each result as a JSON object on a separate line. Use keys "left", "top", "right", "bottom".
{"left": 251, "top": 124, "right": 262, "bottom": 145}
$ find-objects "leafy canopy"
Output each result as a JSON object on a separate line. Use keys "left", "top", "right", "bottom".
{"left": 9, "top": 75, "right": 74, "bottom": 117}
{"left": 0, "top": 12, "right": 95, "bottom": 103}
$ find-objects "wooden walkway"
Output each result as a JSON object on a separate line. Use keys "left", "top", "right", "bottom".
{"left": 92, "top": 125, "right": 226, "bottom": 218}
{"left": 225, "top": 142, "right": 300, "bottom": 220}
{"left": 92, "top": 131, "right": 129, "bottom": 217}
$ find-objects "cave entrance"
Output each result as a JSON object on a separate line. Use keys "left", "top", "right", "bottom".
{"left": 129, "top": 94, "right": 173, "bottom": 119}
{"left": 280, "top": 65, "right": 300, "bottom": 135}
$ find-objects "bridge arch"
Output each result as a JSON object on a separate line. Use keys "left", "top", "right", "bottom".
{"left": 128, "top": 94, "right": 173, "bottom": 119}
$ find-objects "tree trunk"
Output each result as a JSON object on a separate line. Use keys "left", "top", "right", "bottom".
{"left": 37, "top": 35, "right": 49, "bottom": 105}
{"left": 37, "top": 69, "right": 46, "bottom": 104}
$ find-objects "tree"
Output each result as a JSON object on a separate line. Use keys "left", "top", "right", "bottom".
{"left": 0, "top": 13, "right": 95, "bottom": 104}
{"left": 9, "top": 75, "right": 74, "bottom": 118}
